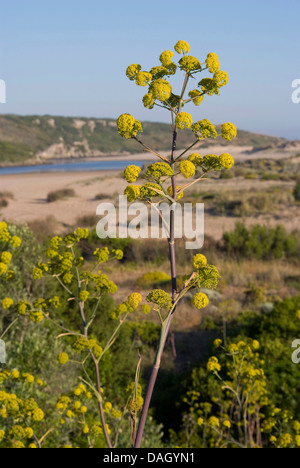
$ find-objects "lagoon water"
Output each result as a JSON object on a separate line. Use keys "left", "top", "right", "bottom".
{"left": 0, "top": 159, "right": 152, "bottom": 175}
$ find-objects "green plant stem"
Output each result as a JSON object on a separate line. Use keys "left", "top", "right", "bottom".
{"left": 134, "top": 93, "right": 182, "bottom": 448}
{"left": 71, "top": 246, "right": 113, "bottom": 448}
{"left": 0, "top": 317, "right": 19, "bottom": 340}
{"left": 91, "top": 351, "right": 113, "bottom": 449}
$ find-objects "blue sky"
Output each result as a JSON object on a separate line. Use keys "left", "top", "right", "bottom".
{"left": 0, "top": 0, "right": 299, "bottom": 139}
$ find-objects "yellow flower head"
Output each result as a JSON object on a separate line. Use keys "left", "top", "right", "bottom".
{"left": 79, "top": 291, "right": 90, "bottom": 302}
{"left": 188, "top": 89, "right": 204, "bottom": 106}
{"left": 124, "top": 185, "right": 141, "bottom": 202}
{"left": 199, "top": 77, "right": 220, "bottom": 96}
{"left": 221, "top": 122, "right": 237, "bottom": 141}
{"left": 207, "top": 356, "right": 221, "bottom": 373}
{"left": 188, "top": 153, "right": 203, "bottom": 166}
{"left": 32, "top": 408, "right": 44, "bottom": 422}
{"left": 193, "top": 254, "right": 207, "bottom": 270}
{"left": 222, "top": 420, "right": 231, "bottom": 429}
{"left": 219, "top": 153, "right": 234, "bottom": 170}
{"left": 124, "top": 165, "right": 141, "bottom": 183}
{"left": 146, "top": 289, "right": 172, "bottom": 310}
{"left": 117, "top": 114, "right": 143, "bottom": 139}
{"left": 1, "top": 297, "right": 14, "bottom": 310}
{"left": 208, "top": 416, "right": 220, "bottom": 427}
{"left": 0, "top": 263, "right": 8, "bottom": 275}
{"left": 0, "top": 251, "right": 12, "bottom": 264}
{"left": 179, "top": 56, "right": 201, "bottom": 73}
{"left": 146, "top": 162, "right": 173, "bottom": 179}
{"left": 213, "top": 339, "right": 222, "bottom": 349}
{"left": 214, "top": 70, "right": 229, "bottom": 88}
{"left": 149, "top": 79, "right": 172, "bottom": 102}
{"left": 127, "top": 292, "right": 142, "bottom": 311}
{"left": 143, "top": 93, "right": 155, "bottom": 109}
{"left": 58, "top": 353, "right": 69, "bottom": 365}
{"left": 11, "top": 370, "right": 20, "bottom": 379}
{"left": 126, "top": 63, "right": 141, "bottom": 81}
{"left": 175, "top": 112, "right": 193, "bottom": 130}
{"left": 159, "top": 50, "right": 174, "bottom": 66}
{"left": 192, "top": 119, "right": 218, "bottom": 140}
{"left": 10, "top": 236, "right": 22, "bottom": 248}
{"left": 83, "top": 425, "right": 90, "bottom": 434}
{"left": 136, "top": 71, "right": 152, "bottom": 87}
{"left": 193, "top": 292, "right": 209, "bottom": 310}
{"left": 206, "top": 53, "right": 220, "bottom": 73}
{"left": 179, "top": 160, "right": 196, "bottom": 179}
{"left": 167, "top": 185, "right": 183, "bottom": 201}
{"left": 29, "top": 311, "right": 44, "bottom": 323}
{"left": 174, "top": 40, "right": 190, "bottom": 55}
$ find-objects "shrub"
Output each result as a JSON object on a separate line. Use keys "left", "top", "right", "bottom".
{"left": 0, "top": 198, "right": 8, "bottom": 208}
{"left": 94, "top": 193, "right": 110, "bottom": 201}
{"left": 293, "top": 181, "right": 300, "bottom": 202}
{"left": 137, "top": 271, "right": 171, "bottom": 289}
{"left": 222, "top": 222, "right": 299, "bottom": 260}
{"left": 47, "top": 188, "right": 76, "bottom": 203}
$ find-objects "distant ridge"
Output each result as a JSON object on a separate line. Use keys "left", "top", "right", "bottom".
{"left": 0, "top": 114, "right": 299, "bottom": 165}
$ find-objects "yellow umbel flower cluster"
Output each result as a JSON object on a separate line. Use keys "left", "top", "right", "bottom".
{"left": 179, "top": 55, "right": 202, "bottom": 73}
{"left": 175, "top": 112, "right": 193, "bottom": 130}
{"left": 146, "top": 162, "right": 173, "bottom": 179}
{"left": 192, "top": 292, "right": 209, "bottom": 310}
{"left": 149, "top": 79, "right": 172, "bottom": 102}
{"left": 116, "top": 114, "right": 143, "bottom": 139}
{"left": 124, "top": 184, "right": 141, "bottom": 202}
{"left": 167, "top": 185, "right": 184, "bottom": 201}
{"left": 188, "top": 89, "right": 204, "bottom": 106}
{"left": 124, "top": 165, "right": 141, "bottom": 183}
{"left": 174, "top": 40, "right": 190, "bottom": 55}
{"left": 206, "top": 53, "right": 220, "bottom": 73}
{"left": 126, "top": 292, "right": 143, "bottom": 312}
{"left": 179, "top": 160, "right": 196, "bottom": 179}
{"left": 136, "top": 71, "right": 152, "bottom": 87}
{"left": 1, "top": 297, "right": 14, "bottom": 310}
{"left": 219, "top": 153, "right": 235, "bottom": 170}
{"left": 146, "top": 289, "right": 172, "bottom": 310}
{"left": 193, "top": 254, "right": 207, "bottom": 269}
{"left": 188, "top": 153, "right": 203, "bottom": 166}
{"left": 221, "top": 122, "right": 237, "bottom": 141}
{"left": 207, "top": 356, "right": 221, "bottom": 373}
{"left": 159, "top": 50, "right": 174, "bottom": 66}
{"left": 192, "top": 119, "right": 218, "bottom": 140}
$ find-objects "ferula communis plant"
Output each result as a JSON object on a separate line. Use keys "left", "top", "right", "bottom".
{"left": 117, "top": 40, "right": 236, "bottom": 448}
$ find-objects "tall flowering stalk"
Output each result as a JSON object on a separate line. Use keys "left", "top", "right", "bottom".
{"left": 117, "top": 40, "right": 237, "bottom": 448}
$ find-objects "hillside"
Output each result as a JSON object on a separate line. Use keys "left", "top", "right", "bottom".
{"left": 0, "top": 114, "right": 298, "bottom": 166}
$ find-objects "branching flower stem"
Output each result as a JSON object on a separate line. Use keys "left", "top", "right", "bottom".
{"left": 134, "top": 74, "right": 190, "bottom": 448}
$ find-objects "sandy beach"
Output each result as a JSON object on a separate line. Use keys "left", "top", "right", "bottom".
{"left": 1, "top": 161, "right": 299, "bottom": 241}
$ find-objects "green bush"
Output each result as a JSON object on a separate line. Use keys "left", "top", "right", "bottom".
{"left": 222, "top": 222, "right": 299, "bottom": 260}
{"left": 293, "top": 181, "right": 300, "bottom": 202}
{"left": 137, "top": 271, "right": 171, "bottom": 289}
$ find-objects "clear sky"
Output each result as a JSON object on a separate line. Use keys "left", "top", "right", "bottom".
{"left": 0, "top": 0, "right": 299, "bottom": 139}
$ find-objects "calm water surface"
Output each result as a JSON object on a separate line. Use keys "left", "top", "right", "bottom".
{"left": 0, "top": 159, "right": 153, "bottom": 175}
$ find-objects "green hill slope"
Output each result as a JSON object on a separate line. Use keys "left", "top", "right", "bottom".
{"left": 0, "top": 114, "right": 296, "bottom": 165}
